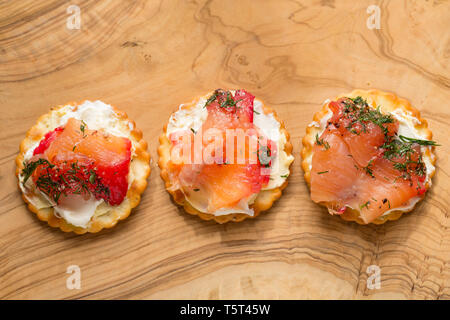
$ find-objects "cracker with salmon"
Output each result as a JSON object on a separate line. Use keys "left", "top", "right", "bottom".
{"left": 16, "top": 101, "right": 150, "bottom": 234}
{"left": 302, "top": 89, "right": 437, "bottom": 224}
{"left": 158, "top": 89, "right": 294, "bottom": 223}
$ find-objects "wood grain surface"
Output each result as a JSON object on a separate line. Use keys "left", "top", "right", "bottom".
{"left": 0, "top": 0, "right": 449, "bottom": 299}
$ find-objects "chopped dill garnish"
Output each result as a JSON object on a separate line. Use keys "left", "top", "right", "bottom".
{"left": 317, "top": 170, "right": 329, "bottom": 174}
{"left": 360, "top": 201, "right": 370, "bottom": 210}
{"left": 342, "top": 97, "right": 394, "bottom": 136}
{"left": 204, "top": 93, "right": 217, "bottom": 107}
{"left": 398, "top": 135, "right": 440, "bottom": 146}
{"left": 80, "top": 120, "right": 87, "bottom": 137}
{"left": 280, "top": 174, "right": 289, "bottom": 178}
{"left": 204, "top": 89, "right": 242, "bottom": 109}
{"left": 393, "top": 162, "right": 407, "bottom": 171}
{"left": 21, "top": 159, "right": 54, "bottom": 184}
{"left": 362, "top": 159, "right": 375, "bottom": 178}
{"left": 22, "top": 157, "right": 112, "bottom": 205}
{"left": 351, "top": 96, "right": 366, "bottom": 106}
{"left": 338, "top": 96, "right": 440, "bottom": 184}
{"left": 315, "top": 134, "right": 330, "bottom": 150}
{"left": 382, "top": 135, "right": 433, "bottom": 180}
{"left": 219, "top": 91, "right": 241, "bottom": 108}
{"left": 382, "top": 139, "right": 415, "bottom": 159}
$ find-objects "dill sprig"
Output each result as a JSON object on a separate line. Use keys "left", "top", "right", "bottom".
{"left": 344, "top": 97, "right": 395, "bottom": 135}
{"left": 382, "top": 138, "right": 415, "bottom": 159}
{"left": 35, "top": 170, "right": 62, "bottom": 203}
{"left": 382, "top": 134, "right": 436, "bottom": 179}
{"left": 204, "top": 93, "right": 217, "bottom": 107}
{"left": 340, "top": 96, "right": 439, "bottom": 182}
{"left": 219, "top": 91, "right": 242, "bottom": 108}
{"left": 22, "top": 158, "right": 111, "bottom": 205}
{"left": 315, "top": 133, "right": 330, "bottom": 150}
{"left": 22, "top": 159, "right": 54, "bottom": 184}
{"left": 398, "top": 135, "right": 440, "bottom": 146}
{"left": 362, "top": 159, "right": 374, "bottom": 178}
{"left": 204, "top": 89, "right": 242, "bottom": 109}
{"left": 80, "top": 120, "right": 87, "bottom": 137}
{"left": 360, "top": 201, "right": 370, "bottom": 210}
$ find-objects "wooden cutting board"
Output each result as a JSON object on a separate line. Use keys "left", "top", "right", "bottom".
{"left": 0, "top": 0, "right": 449, "bottom": 299}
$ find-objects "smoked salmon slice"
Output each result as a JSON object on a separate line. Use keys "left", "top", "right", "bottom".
{"left": 168, "top": 89, "right": 275, "bottom": 212}
{"left": 311, "top": 97, "right": 431, "bottom": 223}
{"left": 24, "top": 118, "right": 132, "bottom": 205}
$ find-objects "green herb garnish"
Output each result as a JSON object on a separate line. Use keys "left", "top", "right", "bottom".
{"left": 315, "top": 134, "right": 330, "bottom": 150}
{"left": 204, "top": 93, "right": 217, "bottom": 107}
{"left": 21, "top": 159, "right": 54, "bottom": 184}
{"left": 204, "top": 89, "right": 243, "bottom": 109}
{"left": 338, "top": 96, "right": 439, "bottom": 184}
{"left": 351, "top": 96, "right": 366, "bottom": 106}
{"left": 22, "top": 157, "right": 112, "bottom": 205}
{"left": 398, "top": 135, "right": 440, "bottom": 146}
{"left": 342, "top": 97, "right": 394, "bottom": 135}
{"left": 79, "top": 120, "right": 88, "bottom": 138}
{"left": 360, "top": 201, "right": 370, "bottom": 210}
{"left": 382, "top": 135, "right": 434, "bottom": 179}
{"left": 219, "top": 91, "right": 242, "bottom": 108}
{"left": 362, "top": 159, "right": 374, "bottom": 178}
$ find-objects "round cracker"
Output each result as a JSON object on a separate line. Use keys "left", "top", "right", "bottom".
{"left": 158, "top": 92, "right": 293, "bottom": 223}
{"left": 16, "top": 101, "right": 151, "bottom": 234}
{"left": 301, "top": 89, "right": 436, "bottom": 224}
